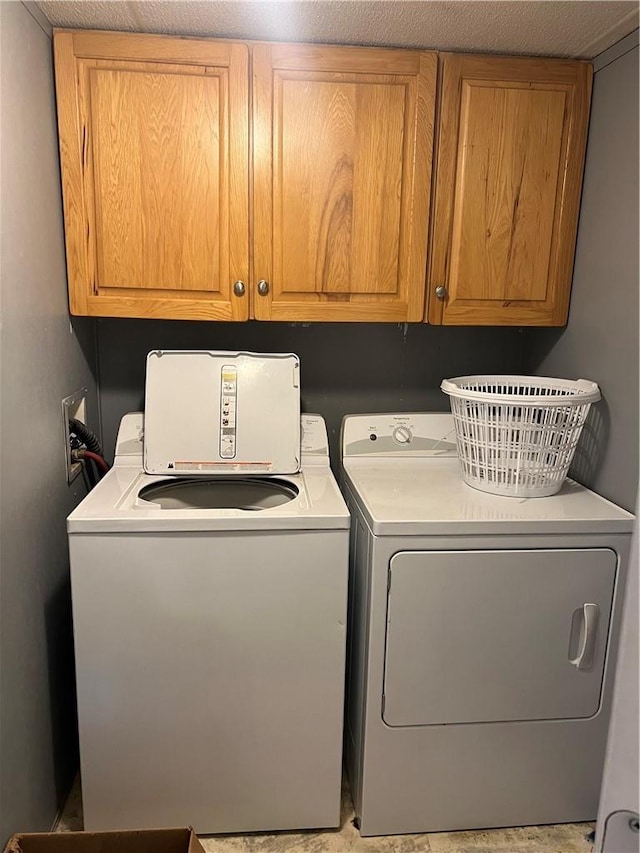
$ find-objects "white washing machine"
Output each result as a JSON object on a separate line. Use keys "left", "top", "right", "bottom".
{"left": 340, "top": 412, "right": 634, "bottom": 837}
{"left": 67, "top": 351, "right": 350, "bottom": 834}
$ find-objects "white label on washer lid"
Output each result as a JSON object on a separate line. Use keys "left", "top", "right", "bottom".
{"left": 219, "top": 365, "right": 237, "bottom": 458}
{"left": 172, "top": 460, "right": 273, "bottom": 472}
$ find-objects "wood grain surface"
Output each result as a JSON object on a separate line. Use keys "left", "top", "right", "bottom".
{"left": 54, "top": 32, "right": 249, "bottom": 320}
{"left": 427, "top": 54, "right": 592, "bottom": 326}
{"left": 55, "top": 32, "right": 590, "bottom": 325}
{"left": 253, "top": 44, "right": 436, "bottom": 321}
{"left": 54, "top": 32, "right": 89, "bottom": 315}
{"left": 68, "top": 29, "right": 238, "bottom": 66}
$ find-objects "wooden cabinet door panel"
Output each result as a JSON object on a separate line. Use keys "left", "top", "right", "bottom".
{"left": 54, "top": 32, "right": 249, "bottom": 320}
{"left": 450, "top": 82, "right": 566, "bottom": 302}
{"left": 253, "top": 45, "right": 436, "bottom": 322}
{"left": 89, "top": 62, "right": 224, "bottom": 293}
{"left": 275, "top": 74, "right": 405, "bottom": 297}
{"left": 428, "top": 55, "right": 592, "bottom": 326}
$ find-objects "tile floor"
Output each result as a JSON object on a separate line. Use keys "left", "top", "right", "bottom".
{"left": 56, "top": 777, "right": 595, "bottom": 852}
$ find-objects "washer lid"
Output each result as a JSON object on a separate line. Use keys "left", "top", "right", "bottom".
{"left": 144, "top": 351, "right": 301, "bottom": 476}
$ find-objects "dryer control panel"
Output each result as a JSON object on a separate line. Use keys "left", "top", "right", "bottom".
{"left": 342, "top": 413, "right": 458, "bottom": 457}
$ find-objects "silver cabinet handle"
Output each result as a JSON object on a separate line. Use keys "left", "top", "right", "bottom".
{"left": 233, "top": 280, "right": 246, "bottom": 297}
{"left": 569, "top": 603, "right": 600, "bottom": 670}
{"left": 257, "top": 279, "right": 269, "bottom": 296}
{"left": 435, "top": 285, "right": 448, "bottom": 300}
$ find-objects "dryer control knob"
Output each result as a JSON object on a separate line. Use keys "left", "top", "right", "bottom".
{"left": 392, "top": 426, "right": 412, "bottom": 444}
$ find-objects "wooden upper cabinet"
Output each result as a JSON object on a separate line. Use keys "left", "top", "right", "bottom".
{"left": 54, "top": 31, "right": 249, "bottom": 320}
{"left": 427, "top": 54, "right": 592, "bottom": 326}
{"left": 53, "top": 33, "right": 591, "bottom": 325}
{"left": 252, "top": 44, "right": 437, "bottom": 321}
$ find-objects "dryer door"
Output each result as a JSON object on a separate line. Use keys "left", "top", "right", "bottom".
{"left": 383, "top": 548, "right": 616, "bottom": 726}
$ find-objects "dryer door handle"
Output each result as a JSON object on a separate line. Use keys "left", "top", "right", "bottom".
{"left": 569, "top": 603, "right": 600, "bottom": 670}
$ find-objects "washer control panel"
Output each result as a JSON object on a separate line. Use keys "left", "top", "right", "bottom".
{"left": 342, "top": 413, "right": 458, "bottom": 457}
{"left": 301, "top": 414, "right": 329, "bottom": 456}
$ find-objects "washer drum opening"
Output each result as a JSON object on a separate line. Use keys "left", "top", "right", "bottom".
{"left": 138, "top": 478, "right": 299, "bottom": 510}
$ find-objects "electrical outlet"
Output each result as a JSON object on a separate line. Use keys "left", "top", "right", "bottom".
{"left": 63, "top": 388, "right": 88, "bottom": 483}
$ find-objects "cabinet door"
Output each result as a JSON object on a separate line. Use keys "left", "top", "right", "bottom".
{"left": 383, "top": 549, "right": 616, "bottom": 726}
{"left": 427, "top": 55, "right": 592, "bottom": 326}
{"left": 54, "top": 32, "right": 249, "bottom": 320}
{"left": 253, "top": 44, "right": 436, "bottom": 321}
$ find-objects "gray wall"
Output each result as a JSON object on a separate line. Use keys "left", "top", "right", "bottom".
{"left": 595, "top": 511, "right": 639, "bottom": 851}
{"left": 0, "top": 2, "right": 98, "bottom": 843}
{"left": 96, "top": 320, "right": 525, "bottom": 465}
{"left": 584, "top": 40, "right": 640, "bottom": 845}
{"left": 526, "top": 35, "right": 639, "bottom": 513}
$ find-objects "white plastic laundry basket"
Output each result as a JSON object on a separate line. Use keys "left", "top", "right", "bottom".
{"left": 441, "top": 375, "right": 600, "bottom": 498}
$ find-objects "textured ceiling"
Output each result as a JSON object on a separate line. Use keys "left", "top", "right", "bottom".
{"left": 37, "top": 0, "right": 639, "bottom": 59}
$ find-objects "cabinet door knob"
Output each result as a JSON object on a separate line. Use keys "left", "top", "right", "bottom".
{"left": 435, "top": 285, "right": 448, "bottom": 300}
{"left": 257, "top": 279, "right": 270, "bottom": 296}
{"left": 233, "top": 280, "right": 246, "bottom": 297}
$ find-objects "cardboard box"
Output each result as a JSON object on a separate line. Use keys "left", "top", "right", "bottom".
{"left": 3, "top": 828, "right": 205, "bottom": 853}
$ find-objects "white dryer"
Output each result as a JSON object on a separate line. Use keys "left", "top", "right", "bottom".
{"left": 340, "top": 412, "right": 634, "bottom": 837}
{"left": 67, "top": 352, "right": 350, "bottom": 834}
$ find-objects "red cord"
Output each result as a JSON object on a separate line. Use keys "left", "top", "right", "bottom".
{"left": 79, "top": 450, "right": 110, "bottom": 474}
